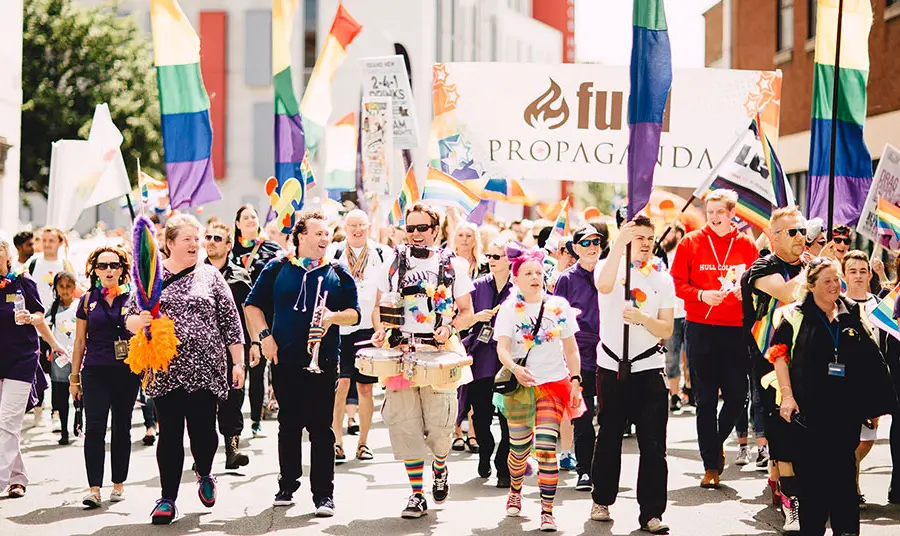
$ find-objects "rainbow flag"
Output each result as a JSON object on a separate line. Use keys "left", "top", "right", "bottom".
{"left": 876, "top": 198, "right": 900, "bottom": 242}
{"left": 627, "top": 0, "right": 672, "bottom": 220}
{"left": 807, "top": 0, "right": 873, "bottom": 227}
{"left": 870, "top": 284, "right": 900, "bottom": 341}
{"left": 421, "top": 167, "right": 480, "bottom": 215}
{"left": 389, "top": 167, "right": 420, "bottom": 225}
{"left": 150, "top": 0, "right": 221, "bottom": 209}
{"left": 273, "top": 0, "right": 314, "bottom": 195}
{"left": 552, "top": 196, "right": 570, "bottom": 238}
{"left": 754, "top": 113, "right": 789, "bottom": 208}
{"left": 299, "top": 4, "right": 362, "bottom": 157}
{"left": 324, "top": 112, "right": 357, "bottom": 192}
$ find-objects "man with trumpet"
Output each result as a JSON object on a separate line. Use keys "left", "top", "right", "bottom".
{"left": 372, "top": 202, "right": 475, "bottom": 519}
{"left": 244, "top": 209, "right": 360, "bottom": 517}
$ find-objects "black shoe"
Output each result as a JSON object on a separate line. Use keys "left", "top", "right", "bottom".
{"left": 273, "top": 489, "right": 294, "bottom": 507}
{"left": 432, "top": 468, "right": 449, "bottom": 504}
{"left": 575, "top": 473, "right": 592, "bottom": 491}
{"left": 477, "top": 458, "right": 491, "bottom": 479}
{"left": 58, "top": 435, "right": 70, "bottom": 446}
{"left": 143, "top": 433, "right": 156, "bottom": 446}
{"left": 496, "top": 476, "right": 511, "bottom": 489}
{"left": 347, "top": 418, "right": 359, "bottom": 435}
{"left": 669, "top": 394, "right": 682, "bottom": 412}
{"left": 684, "top": 387, "right": 695, "bottom": 406}
{"left": 401, "top": 493, "right": 428, "bottom": 518}
{"left": 224, "top": 436, "right": 249, "bottom": 470}
{"left": 314, "top": 496, "right": 335, "bottom": 517}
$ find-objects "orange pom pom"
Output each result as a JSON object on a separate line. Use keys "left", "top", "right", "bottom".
{"left": 764, "top": 343, "right": 790, "bottom": 366}
{"left": 125, "top": 315, "right": 180, "bottom": 389}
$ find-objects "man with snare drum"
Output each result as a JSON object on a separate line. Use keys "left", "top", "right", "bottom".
{"left": 372, "top": 202, "right": 475, "bottom": 519}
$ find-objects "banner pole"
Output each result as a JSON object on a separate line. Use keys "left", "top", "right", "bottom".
{"left": 826, "top": 0, "right": 845, "bottom": 241}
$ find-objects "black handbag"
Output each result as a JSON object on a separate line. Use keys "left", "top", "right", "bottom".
{"left": 493, "top": 300, "right": 545, "bottom": 394}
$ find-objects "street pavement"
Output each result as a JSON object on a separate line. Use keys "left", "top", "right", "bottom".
{"left": 2, "top": 390, "right": 900, "bottom": 536}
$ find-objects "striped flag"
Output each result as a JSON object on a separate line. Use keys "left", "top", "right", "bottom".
{"left": 627, "top": 0, "right": 673, "bottom": 220}
{"left": 876, "top": 198, "right": 900, "bottom": 242}
{"left": 150, "top": 0, "right": 221, "bottom": 209}
{"left": 552, "top": 196, "right": 570, "bottom": 238}
{"left": 299, "top": 4, "right": 362, "bottom": 157}
{"left": 754, "top": 113, "right": 790, "bottom": 208}
{"left": 869, "top": 284, "right": 900, "bottom": 342}
{"left": 389, "top": 167, "right": 420, "bottom": 225}
{"left": 324, "top": 112, "right": 357, "bottom": 192}
{"left": 421, "top": 167, "right": 480, "bottom": 215}
{"left": 807, "top": 0, "right": 873, "bottom": 227}
{"left": 273, "top": 0, "right": 314, "bottom": 195}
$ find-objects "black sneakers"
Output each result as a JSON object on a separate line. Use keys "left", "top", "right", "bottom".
{"left": 272, "top": 489, "right": 294, "bottom": 507}
{"left": 432, "top": 469, "right": 449, "bottom": 503}
{"left": 315, "top": 496, "right": 335, "bottom": 517}
{"left": 669, "top": 394, "right": 683, "bottom": 412}
{"left": 401, "top": 494, "right": 428, "bottom": 518}
{"left": 575, "top": 473, "right": 593, "bottom": 492}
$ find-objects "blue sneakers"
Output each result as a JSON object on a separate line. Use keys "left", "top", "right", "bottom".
{"left": 559, "top": 452, "right": 577, "bottom": 472}
{"left": 151, "top": 498, "right": 176, "bottom": 525}
{"left": 197, "top": 474, "right": 217, "bottom": 508}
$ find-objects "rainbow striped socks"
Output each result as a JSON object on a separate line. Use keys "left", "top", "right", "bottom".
{"left": 432, "top": 453, "right": 447, "bottom": 474}
{"left": 404, "top": 459, "right": 425, "bottom": 496}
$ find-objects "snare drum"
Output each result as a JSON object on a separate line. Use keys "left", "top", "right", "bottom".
{"left": 355, "top": 348, "right": 403, "bottom": 377}
{"left": 407, "top": 350, "right": 473, "bottom": 386}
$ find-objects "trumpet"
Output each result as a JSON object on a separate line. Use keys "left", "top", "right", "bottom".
{"left": 306, "top": 276, "right": 328, "bottom": 374}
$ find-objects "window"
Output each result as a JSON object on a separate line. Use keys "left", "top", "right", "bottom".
{"left": 436, "top": 0, "right": 443, "bottom": 61}
{"left": 245, "top": 10, "right": 272, "bottom": 87}
{"left": 303, "top": 0, "right": 317, "bottom": 86}
{"left": 777, "top": 0, "right": 794, "bottom": 51}
{"left": 808, "top": 0, "right": 817, "bottom": 39}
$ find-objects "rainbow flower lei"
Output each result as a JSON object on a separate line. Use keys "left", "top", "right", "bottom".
{"left": 239, "top": 234, "right": 267, "bottom": 249}
{"left": 285, "top": 253, "right": 323, "bottom": 271}
{"left": 101, "top": 283, "right": 133, "bottom": 299}
{"left": 0, "top": 266, "right": 25, "bottom": 291}
{"left": 514, "top": 293, "right": 566, "bottom": 351}
{"left": 406, "top": 281, "right": 452, "bottom": 325}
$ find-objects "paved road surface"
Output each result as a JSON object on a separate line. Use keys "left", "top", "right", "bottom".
{"left": 2, "top": 391, "right": 899, "bottom": 535}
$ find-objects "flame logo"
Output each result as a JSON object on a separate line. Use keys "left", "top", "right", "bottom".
{"left": 524, "top": 78, "right": 570, "bottom": 130}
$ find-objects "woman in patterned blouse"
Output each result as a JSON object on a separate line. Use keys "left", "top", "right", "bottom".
{"left": 126, "top": 214, "right": 245, "bottom": 525}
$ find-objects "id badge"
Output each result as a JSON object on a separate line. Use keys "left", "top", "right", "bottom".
{"left": 114, "top": 340, "right": 129, "bottom": 360}
{"left": 477, "top": 325, "right": 494, "bottom": 343}
{"left": 827, "top": 362, "right": 846, "bottom": 377}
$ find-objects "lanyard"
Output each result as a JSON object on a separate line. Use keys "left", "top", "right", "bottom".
{"left": 814, "top": 309, "right": 840, "bottom": 362}
{"left": 706, "top": 235, "right": 735, "bottom": 275}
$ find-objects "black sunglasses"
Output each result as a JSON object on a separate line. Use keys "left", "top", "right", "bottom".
{"left": 205, "top": 234, "right": 225, "bottom": 243}
{"left": 95, "top": 262, "right": 122, "bottom": 271}
{"left": 778, "top": 228, "right": 807, "bottom": 237}
{"left": 578, "top": 238, "right": 603, "bottom": 247}
{"left": 406, "top": 223, "right": 436, "bottom": 233}
{"left": 833, "top": 236, "right": 851, "bottom": 245}
{"left": 485, "top": 254, "right": 505, "bottom": 261}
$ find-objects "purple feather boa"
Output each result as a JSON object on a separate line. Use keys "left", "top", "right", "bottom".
{"left": 131, "top": 216, "right": 163, "bottom": 315}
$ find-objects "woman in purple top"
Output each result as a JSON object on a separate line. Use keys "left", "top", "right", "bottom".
{"left": 126, "top": 214, "right": 245, "bottom": 525}
{"left": 0, "top": 233, "right": 57, "bottom": 499}
{"left": 459, "top": 238, "right": 513, "bottom": 488}
{"left": 69, "top": 246, "right": 140, "bottom": 509}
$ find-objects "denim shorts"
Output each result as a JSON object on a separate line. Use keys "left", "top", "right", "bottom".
{"left": 664, "top": 317, "right": 687, "bottom": 379}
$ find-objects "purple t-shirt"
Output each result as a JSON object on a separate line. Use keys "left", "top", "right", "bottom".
{"left": 76, "top": 289, "right": 133, "bottom": 368}
{"left": 0, "top": 275, "right": 44, "bottom": 382}
{"left": 462, "top": 274, "right": 512, "bottom": 380}
{"left": 554, "top": 263, "right": 600, "bottom": 372}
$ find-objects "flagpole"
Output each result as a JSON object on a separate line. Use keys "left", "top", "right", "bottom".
{"left": 826, "top": 0, "right": 845, "bottom": 241}
{"left": 622, "top": 241, "right": 632, "bottom": 377}
{"left": 137, "top": 156, "right": 145, "bottom": 218}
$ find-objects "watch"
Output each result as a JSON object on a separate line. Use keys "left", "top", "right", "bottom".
{"left": 251, "top": 341, "right": 262, "bottom": 349}
{"left": 258, "top": 328, "right": 272, "bottom": 341}
{"left": 570, "top": 375, "right": 582, "bottom": 383}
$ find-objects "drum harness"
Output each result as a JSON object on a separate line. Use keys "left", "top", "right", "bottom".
{"left": 387, "top": 245, "right": 456, "bottom": 348}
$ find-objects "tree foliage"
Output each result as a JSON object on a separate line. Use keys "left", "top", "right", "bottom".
{"left": 21, "top": 0, "right": 162, "bottom": 196}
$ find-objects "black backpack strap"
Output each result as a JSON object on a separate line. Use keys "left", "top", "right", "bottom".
{"left": 27, "top": 257, "right": 38, "bottom": 275}
{"left": 333, "top": 248, "right": 343, "bottom": 261}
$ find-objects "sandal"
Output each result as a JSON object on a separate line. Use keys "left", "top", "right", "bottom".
{"left": 451, "top": 437, "right": 466, "bottom": 451}
{"left": 7, "top": 484, "right": 25, "bottom": 498}
{"left": 466, "top": 437, "right": 480, "bottom": 454}
{"left": 356, "top": 444, "right": 374, "bottom": 460}
{"left": 347, "top": 417, "right": 359, "bottom": 436}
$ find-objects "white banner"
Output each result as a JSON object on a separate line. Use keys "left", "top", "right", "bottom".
{"left": 361, "top": 96, "right": 393, "bottom": 197}
{"left": 361, "top": 55, "right": 419, "bottom": 149}
{"left": 857, "top": 143, "right": 900, "bottom": 243}
{"left": 431, "top": 63, "right": 782, "bottom": 187}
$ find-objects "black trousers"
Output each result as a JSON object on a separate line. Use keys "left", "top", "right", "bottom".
{"left": 249, "top": 357, "right": 267, "bottom": 422}
{"left": 685, "top": 322, "right": 749, "bottom": 470}
{"left": 81, "top": 366, "right": 141, "bottom": 487}
{"left": 217, "top": 359, "right": 245, "bottom": 438}
{"left": 154, "top": 388, "right": 219, "bottom": 500}
{"left": 468, "top": 377, "right": 510, "bottom": 478}
{"left": 888, "top": 351, "right": 900, "bottom": 497}
{"left": 592, "top": 368, "right": 668, "bottom": 525}
{"left": 794, "top": 419, "right": 860, "bottom": 535}
{"left": 271, "top": 360, "right": 336, "bottom": 499}
{"left": 573, "top": 369, "right": 597, "bottom": 476}
{"left": 50, "top": 380, "right": 71, "bottom": 438}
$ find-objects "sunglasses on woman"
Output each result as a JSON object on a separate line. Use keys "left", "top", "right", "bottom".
{"left": 578, "top": 238, "right": 603, "bottom": 247}
{"left": 95, "top": 262, "right": 122, "bottom": 271}
{"left": 205, "top": 234, "right": 225, "bottom": 243}
{"left": 833, "top": 236, "right": 851, "bottom": 245}
{"left": 485, "top": 254, "right": 505, "bottom": 261}
{"left": 405, "top": 223, "right": 436, "bottom": 233}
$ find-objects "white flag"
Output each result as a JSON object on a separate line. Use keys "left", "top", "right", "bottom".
{"left": 46, "top": 104, "right": 132, "bottom": 230}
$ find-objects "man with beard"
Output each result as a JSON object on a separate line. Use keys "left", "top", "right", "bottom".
{"left": 245, "top": 210, "right": 361, "bottom": 517}
{"left": 670, "top": 190, "right": 759, "bottom": 489}
{"left": 372, "top": 202, "right": 475, "bottom": 518}
{"left": 204, "top": 222, "right": 252, "bottom": 470}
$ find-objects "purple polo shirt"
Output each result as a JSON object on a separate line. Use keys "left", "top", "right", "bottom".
{"left": 76, "top": 289, "right": 132, "bottom": 368}
{"left": 462, "top": 274, "right": 512, "bottom": 380}
{"left": 553, "top": 263, "right": 600, "bottom": 372}
{"left": 0, "top": 275, "right": 43, "bottom": 382}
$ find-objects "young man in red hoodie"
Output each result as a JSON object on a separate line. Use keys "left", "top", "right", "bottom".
{"left": 669, "top": 190, "right": 759, "bottom": 489}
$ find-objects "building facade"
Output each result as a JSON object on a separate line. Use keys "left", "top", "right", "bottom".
{"left": 0, "top": 0, "right": 23, "bottom": 233}
{"left": 705, "top": 0, "right": 900, "bottom": 209}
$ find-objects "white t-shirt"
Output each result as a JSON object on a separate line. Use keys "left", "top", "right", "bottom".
{"left": 379, "top": 249, "right": 475, "bottom": 335}
{"left": 665, "top": 248, "right": 686, "bottom": 318}
{"left": 596, "top": 260, "right": 676, "bottom": 373}
{"left": 48, "top": 300, "right": 78, "bottom": 379}
{"left": 28, "top": 256, "right": 67, "bottom": 309}
{"left": 327, "top": 240, "right": 394, "bottom": 334}
{"left": 493, "top": 294, "right": 578, "bottom": 384}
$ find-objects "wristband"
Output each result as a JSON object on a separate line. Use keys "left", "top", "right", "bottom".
{"left": 570, "top": 374, "right": 582, "bottom": 383}
{"left": 509, "top": 363, "right": 518, "bottom": 373}
{"left": 699, "top": 290, "right": 704, "bottom": 303}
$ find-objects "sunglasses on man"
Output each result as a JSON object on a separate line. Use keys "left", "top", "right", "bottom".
{"left": 406, "top": 223, "right": 436, "bottom": 233}
{"left": 485, "top": 254, "right": 505, "bottom": 261}
{"left": 777, "top": 228, "right": 807, "bottom": 238}
{"left": 578, "top": 238, "right": 603, "bottom": 247}
{"left": 95, "top": 262, "right": 122, "bottom": 271}
{"left": 205, "top": 234, "right": 226, "bottom": 243}
{"left": 832, "top": 236, "right": 852, "bottom": 245}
